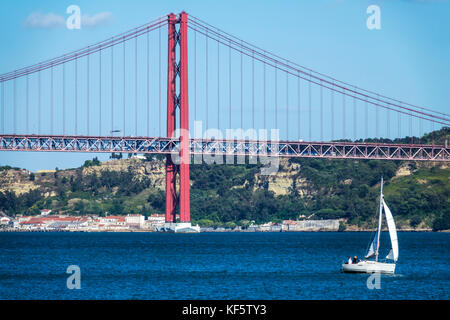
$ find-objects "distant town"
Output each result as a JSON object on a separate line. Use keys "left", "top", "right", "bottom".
{"left": 0, "top": 208, "right": 341, "bottom": 232}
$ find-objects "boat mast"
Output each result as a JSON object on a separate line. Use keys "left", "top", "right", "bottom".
{"left": 375, "top": 177, "right": 383, "bottom": 262}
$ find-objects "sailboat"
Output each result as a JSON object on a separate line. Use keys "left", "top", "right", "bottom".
{"left": 341, "top": 177, "right": 399, "bottom": 274}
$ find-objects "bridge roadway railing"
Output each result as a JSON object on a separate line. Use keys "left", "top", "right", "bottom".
{"left": 0, "top": 135, "right": 449, "bottom": 161}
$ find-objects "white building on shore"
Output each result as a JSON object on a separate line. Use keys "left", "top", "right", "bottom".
{"left": 125, "top": 214, "right": 145, "bottom": 228}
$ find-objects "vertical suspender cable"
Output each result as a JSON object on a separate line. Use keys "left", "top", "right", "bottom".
{"left": 26, "top": 75, "right": 29, "bottom": 133}
{"left": 135, "top": 36, "right": 138, "bottom": 137}
{"left": 51, "top": 65, "right": 53, "bottom": 134}
{"left": 286, "top": 67, "right": 288, "bottom": 140}
{"left": 275, "top": 62, "right": 277, "bottom": 131}
{"left": 419, "top": 107, "right": 423, "bottom": 137}
{"left": 99, "top": 49, "right": 102, "bottom": 136}
{"left": 38, "top": 71, "right": 41, "bottom": 134}
{"left": 431, "top": 108, "right": 434, "bottom": 133}
{"left": 87, "top": 50, "right": 90, "bottom": 135}
{"left": 308, "top": 75, "right": 311, "bottom": 141}
{"left": 364, "top": 99, "right": 369, "bottom": 139}
{"left": 206, "top": 29, "right": 208, "bottom": 131}
{"left": 353, "top": 86, "right": 356, "bottom": 141}
{"left": 63, "top": 64, "right": 65, "bottom": 135}
{"left": 240, "top": 40, "right": 243, "bottom": 129}
{"left": 376, "top": 94, "right": 379, "bottom": 139}
{"left": 398, "top": 103, "right": 401, "bottom": 140}
{"left": 123, "top": 39, "right": 126, "bottom": 136}
{"left": 331, "top": 82, "right": 334, "bottom": 141}
{"left": 365, "top": 99, "right": 368, "bottom": 140}
{"left": 252, "top": 51, "right": 255, "bottom": 130}
{"left": 298, "top": 72, "right": 300, "bottom": 140}
{"left": 229, "top": 40, "right": 231, "bottom": 129}
{"left": 217, "top": 39, "right": 220, "bottom": 130}
{"left": 320, "top": 80, "right": 323, "bottom": 141}
{"left": 409, "top": 108, "right": 412, "bottom": 143}
{"left": 342, "top": 87, "right": 345, "bottom": 139}
{"left": 75, "top": 56, "right": 78, "bottom": 135}
{"left": 159, "top": 26, "right": 161, "bottom": 136}
{"left": 13, "top": 77, "right": 16, "bottom": 134}
{"left": 147, "top": 30, "right": 149, "bottom": 137}
{"left": 252, "top": 50, "right": 255, "bottom": 129}
{"left": 387, "top": 101, "right": 390, "bottom": 139}
{"left": 263, "top": 53, "right": 266, "bottom": 130}
{"left": 1, "top": 82, "right": 3, "bottom": 133}
{"left": 111, "top": 39, "right": 114, "bottom": 135}
{"left": 194, "top": 30, "right": 197, "bottom": 123}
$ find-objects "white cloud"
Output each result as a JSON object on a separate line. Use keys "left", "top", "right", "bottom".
{"left": 24, "top": 12, "right": 65, "bottom": 28}
{"left": 81, "top": 12, "right": 113, "bottom": 27}
{"left": 23, "top": 11, "right": 113, "bottom": 29}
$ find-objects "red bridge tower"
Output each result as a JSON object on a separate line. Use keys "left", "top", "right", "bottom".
{"left": 165, "top": 12, "right": 191, "bottom": 225}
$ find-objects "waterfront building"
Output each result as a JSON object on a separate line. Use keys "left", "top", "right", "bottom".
{"left": 125, "top": 214, "right": 145, "bottom": 228}
{"left": 40, "top": 209, "right": 52, "bottom": 216}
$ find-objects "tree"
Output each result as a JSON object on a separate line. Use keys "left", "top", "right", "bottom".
{"left": 147, "top": 191, "right": 165, "bottom": 212}
{"left": 29, "top": 173, "right": 35, "bottom": 181}
{"left": 110, "top": 153, "right": 123, "bottom": 160}
{"left": 432, "top": 211, "right": 450, "bottom": 231}
{"left": 92, "top": 157, "right": 101, "bottom": 166}
{"left": 110, "top": 199, "right": 124, "bottom": 215}
{"left": 410, "top": 215, "right": 422, "bottom": 229}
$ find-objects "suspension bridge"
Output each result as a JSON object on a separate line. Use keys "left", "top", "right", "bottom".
{"left": 0, "top": 12, "right": 449, "bottom": 227}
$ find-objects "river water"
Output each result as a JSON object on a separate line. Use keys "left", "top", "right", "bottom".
{"left": 0, "top": 232, "right": 448, "bottom": 299}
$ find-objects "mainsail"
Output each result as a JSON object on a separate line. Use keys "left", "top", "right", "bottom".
{"left": 366, "top": 178, "right": 384, "bottom": 260}
{"left": 382, "top": 198, "right": 399, "bottom": 262}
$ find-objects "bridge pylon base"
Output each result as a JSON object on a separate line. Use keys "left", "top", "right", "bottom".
{"left": 157, "top": 222, "right": 200, "bottom": 233}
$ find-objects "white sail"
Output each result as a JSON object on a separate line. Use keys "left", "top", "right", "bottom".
{"left": 366, "top": 178, "right": 384, "bottom": 260}
{"left": 386, "top": 249, "right": 394, "bottom": 260}
{"left": 365, "top": 231, "right": 378, "bottom": 259}
{"left": 382, "top": 198, "right": 398, "bottom": 262}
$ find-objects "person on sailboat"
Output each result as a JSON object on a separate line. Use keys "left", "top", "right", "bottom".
{"left": 347, "top": 257, "right": 352, "bottom": 264}
{"left": 352, "top": 256, "right": 359, "bottom": 264}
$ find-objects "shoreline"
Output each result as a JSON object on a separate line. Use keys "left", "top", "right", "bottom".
{"left": 0, "top": 228, "right": 442, "bottom": 233}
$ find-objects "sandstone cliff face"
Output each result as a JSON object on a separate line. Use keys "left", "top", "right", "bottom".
{"left": 393, "top": 162, "right": 449, "bottom": 180}
{"left": 254, "top": 159, "right": 314, "bottom": 197}
{"left": 80, "top": 158, "right": 166, "bottom": 189}
{"left": 0, "top": 169, "right": 38, "bottom": 195}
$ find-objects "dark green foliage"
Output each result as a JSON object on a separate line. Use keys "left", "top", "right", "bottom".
{"left": 110, "top": 199, "right": 124, "bottom": 215}
{"left": 110, "top": 153, "right": 123, "bottom": 160}
{"left": 189, "top": 163, "right": 305, "bottom": 224}
{"left": 432, "top": 210, "right": 450, "bottom": 231}
{"left": 144, "top": 154, "right": 165, "bottom": 161}
{"left": 0, "top": 189, "right": 43, "bottom": 216}
{"left": 0, "top": 166, "right": 21, "bottom": 171}
{"left": 147, "top": 190, "right": 165, "bottom": 212}
{"left": 410, "top": 215, "right": 422, "bottom": 228}
{"left": 82, "top": 157, "right": 101, "bottom": 168}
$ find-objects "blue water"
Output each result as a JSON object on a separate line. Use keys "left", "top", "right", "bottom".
{"left": 0, "top": 232, "right": 448, "bottom": 299}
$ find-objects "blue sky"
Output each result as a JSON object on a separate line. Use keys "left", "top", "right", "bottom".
{"left": 0, "top": 0, "right": 449, "bottom": 171}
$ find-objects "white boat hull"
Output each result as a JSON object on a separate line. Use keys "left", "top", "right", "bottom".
{"left": 341, "top": 260, "right": 395, "bottom": 274}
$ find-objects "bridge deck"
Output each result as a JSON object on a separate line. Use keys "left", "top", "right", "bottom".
{"left": 0, "top": 135, "right": 448, "bottom": 161}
